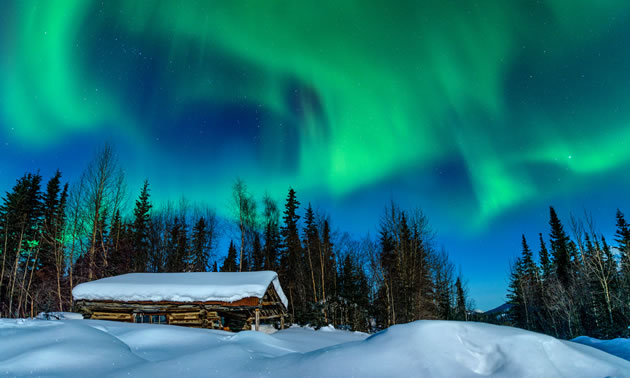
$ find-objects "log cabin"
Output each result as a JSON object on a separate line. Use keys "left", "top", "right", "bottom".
{"left": 72, "top": 271, "right": 288, "bottom": 331}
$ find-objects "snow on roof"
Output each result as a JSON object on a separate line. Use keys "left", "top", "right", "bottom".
{"left": 72, "top": 271, "right": 288, "bottom": 308}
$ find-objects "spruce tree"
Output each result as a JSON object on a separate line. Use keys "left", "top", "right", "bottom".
{"left": 263, "top": 220, "right": 280, "bottom": 271}
{"left": 38, "top": 171, "right": 68, "bottom": 311}
{"left": 39, "top": 171, "right": 63, "bottom": 276}
{"left": 377, "top": 228, "right": 398, "bottom": 326}
{"left": 549, "top": 207, "right": 571, "bottom": 286}
{"left": 0, "top": 173, "right": 43, "bottom": 317}
{"left": 507, "top": 256, "right": 527, "bottom": 329}
{"left": 221, "top": 241, "right": 238, "bottom": 272}
{"left": 108, "top": 210, "right": 127, "bottom": 273}
{"left": 279, "top": 188, "right": 304, "bottom": 322}
{"left": 132, "top": 181, "right": 152, "bottom": 272}
{"left": 303, "top": 204, "right": 320, "bottom": 303}
{"left": 320, "top": 219, "right": 336, "bottom": 302}
{"left": 165, "top": 218, "right": 184, "bottom": 272}
{"left": 455, "top": 277, "right": 467, "bottom": 321}
{"left": 337, "top": 253, "right": 370, "bottom": 331}
{"left": 191, "top": 217, "right": 210, "bottom": 272}
{"left": 615, "top": 210, "right": 630, "bottom": 278}
{"left": 521, "top": 235, "right": 537, "bottom": 278}
{"left": 413, "top": 226, "right": 435, "bottom": 319}
{"left": 251, "top": 233, "right": 263, "bottom": 271}
{"left": 538, "top": 233, "right": 552, "bottom": 279}
{"left": 261, "top": 194, "right": 280, "bottom": 271}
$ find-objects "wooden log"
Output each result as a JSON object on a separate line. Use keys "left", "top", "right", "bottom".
{"left": 169, "top": 312, "right": 201, "bottom": 320}
{"left": 73, "top": 295, "right": 288, "bottom": 331}
{"left": 255, "top": 309, "right": 260, "bottom": 331}
{"left": 91, "top": 312, "right": 133, "bottom": 322}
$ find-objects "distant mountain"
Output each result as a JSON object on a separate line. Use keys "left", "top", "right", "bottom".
{"left": 485, "top": 303, "right": 512, "bottom": 315}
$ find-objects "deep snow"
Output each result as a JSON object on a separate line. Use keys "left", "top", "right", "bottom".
{"left": 1, "top": 318, "right": 629, "bottom": 377}
{"left": 72, "top": 271, "right": 288, "bottom": 308}
{"left": 573, "top": 336, "right": 630, "bottom": 362}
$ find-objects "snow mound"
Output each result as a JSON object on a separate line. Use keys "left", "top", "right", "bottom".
{"left": 1, "top": 319, "right": 629, "bottom": 377}
{"left": 573, "top": 336, "right": 630, "bottom": 362}
{"left": 270, "top": 321, "right": 630, "bottom": 377}
{"left": 0, "top": 319, "right": 143, "bottom": 376}
{"left": 72, "top": 271, "right": 288, "bottom": 308}
{"left": 36, "top": 312, "right": 84, "bottom": 320}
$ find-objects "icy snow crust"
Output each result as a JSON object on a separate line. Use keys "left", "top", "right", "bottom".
{"left": 1, "top": 319, "right": 629, "bottom": 377}
{"left": 72, "top": 271, "right": 288, "bottom": 308}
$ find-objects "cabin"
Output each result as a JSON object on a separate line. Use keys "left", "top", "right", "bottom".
{"left": 72, "top": 271, "right": 288, "bottom": 331}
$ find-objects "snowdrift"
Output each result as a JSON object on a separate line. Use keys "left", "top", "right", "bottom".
{"left": 1, "top": 319, "right": 629, "bottom": 377}
{"left": 573, "top": 336, "right": 630, "bottom": 362}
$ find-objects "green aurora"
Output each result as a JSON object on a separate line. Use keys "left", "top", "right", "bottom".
{"left": 2, "top": 0, "right": 630, "bottom": 229}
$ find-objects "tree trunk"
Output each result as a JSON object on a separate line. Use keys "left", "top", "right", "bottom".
{"left": 0, "top": 217, "right": 9, "bottom": 305}
{"left": 306, "top": 242, "right": 318, "bottom": 303}
{"left": 239, "top": 216, "right": 244, "bottom": 272}
{"left": 318, "top": 243, "right": 328, "bottom": 323}
{"left": 8, "top": 223, "right": 26, "bottom": 316}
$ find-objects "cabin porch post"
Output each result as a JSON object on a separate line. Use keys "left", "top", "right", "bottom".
{"left": 255, "top": 308, "right": 260, "bottom": 331}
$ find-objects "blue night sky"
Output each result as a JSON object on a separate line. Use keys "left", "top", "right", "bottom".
{"left": 2, "top": 1, "right": 630, "bottom": 309}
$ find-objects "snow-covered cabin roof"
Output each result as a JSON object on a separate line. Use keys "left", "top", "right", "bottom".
{"left": 72, "top": 271, "right": 288, "bottom": 309}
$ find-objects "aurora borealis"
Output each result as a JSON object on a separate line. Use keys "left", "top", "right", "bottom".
{"left": 2, "top": 1, "right": 630, "bottom": 308}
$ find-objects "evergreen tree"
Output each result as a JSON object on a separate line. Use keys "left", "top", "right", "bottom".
{"left": 37, "top": 171, "right": 68, "bottom": 311}
{"left": 303, "top": 204, "right": 321, "bottom": 303}
{"left": 615, "top": 209, "right": 630, "bottom": 252}
{"left": 377, "top": 228, "right": 398, "bottom": 326}
{"left": 521, "top": 235, "right": 537, "bottom": 278}
{"left": 0, "top": 173, "right": 43, "bottom": 317}
{"left": 337, "top": 253, "right": 370, "bottom": 331}
{"left": 262, "top": 219, "right": 280, "bottom": 271}
{"left": 538, "top": 233, "right": 552, "bottom": 279}
{"left": 615, "top": 210, "right": 630, "bottom": 283}
{"left": 38, "top": 171, "right": 62, "bottom": 272}
{"left": 320, "top": 219, "right": 336, "bottom": 302}
{"left": 279, "top": 188, "right": 304, "bottom": 321}
{"left": 413, "top": 226, "right": 435, "bottom": 319}
{"left": 507, "top": 256, "right": 527, "bottom": 328}
{"left": 132, "top": 180, "right": 152, "bottom": 272}
{"left": 549, "top": 207, "right": 571, "bottom": 286}
{"left": 221, "top": 241, "right": 238, "bottom": 272}
{"left": 191, "top": 217, "right": 210, "bottom": 272}
{"left": 261, "top": 195, "right": 281, "bottom": 272}
{"left": 455, "top": 277, "right": 467, "bottom": 321}
{"left": 508, "top": 236, "right": 540, "bottom": 330}
{"left": 165, "top": 217, "right": 188, "bottom": 272}
{"left": 251, "top": 232, "right": 263, "bottom": 271}
{"left": 109, "top": 211, "right": 133, "bottom": 274}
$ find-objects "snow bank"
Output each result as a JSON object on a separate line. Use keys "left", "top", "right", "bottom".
{"left": 1, "top": 319, "right": 629, "bottom": 377}
{"left": 72, "top": 271, "right": 288, "bottom": 308}
{"left": 573, "top": 336, "right": 630, "bottom": 362}
{"left": 36, "top": 312, "right": 84, "bottom": 320}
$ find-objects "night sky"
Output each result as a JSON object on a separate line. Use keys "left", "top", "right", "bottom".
{"left": 2, "top": 1, "right": 630, "bottom": 309}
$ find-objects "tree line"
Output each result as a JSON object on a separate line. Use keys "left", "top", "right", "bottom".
{"left": 505, "top": 206, "right": 630, "bottom": 339}
{"left": 0, "top": 145, "right": 470, "bottom": 331}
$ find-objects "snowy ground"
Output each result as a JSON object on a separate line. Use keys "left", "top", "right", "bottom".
{"left": 573, "top": 336, "right": 630, "bottom": 362}
{"left": 1, "top": 318, "right": 630, "bottom": 377}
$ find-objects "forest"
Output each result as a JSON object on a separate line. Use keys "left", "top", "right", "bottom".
{"left": 0, "top": 145, "right": 470, "bottom": 331}
{"left": 504, "top": 206, "right": 630, "bottom": 339}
